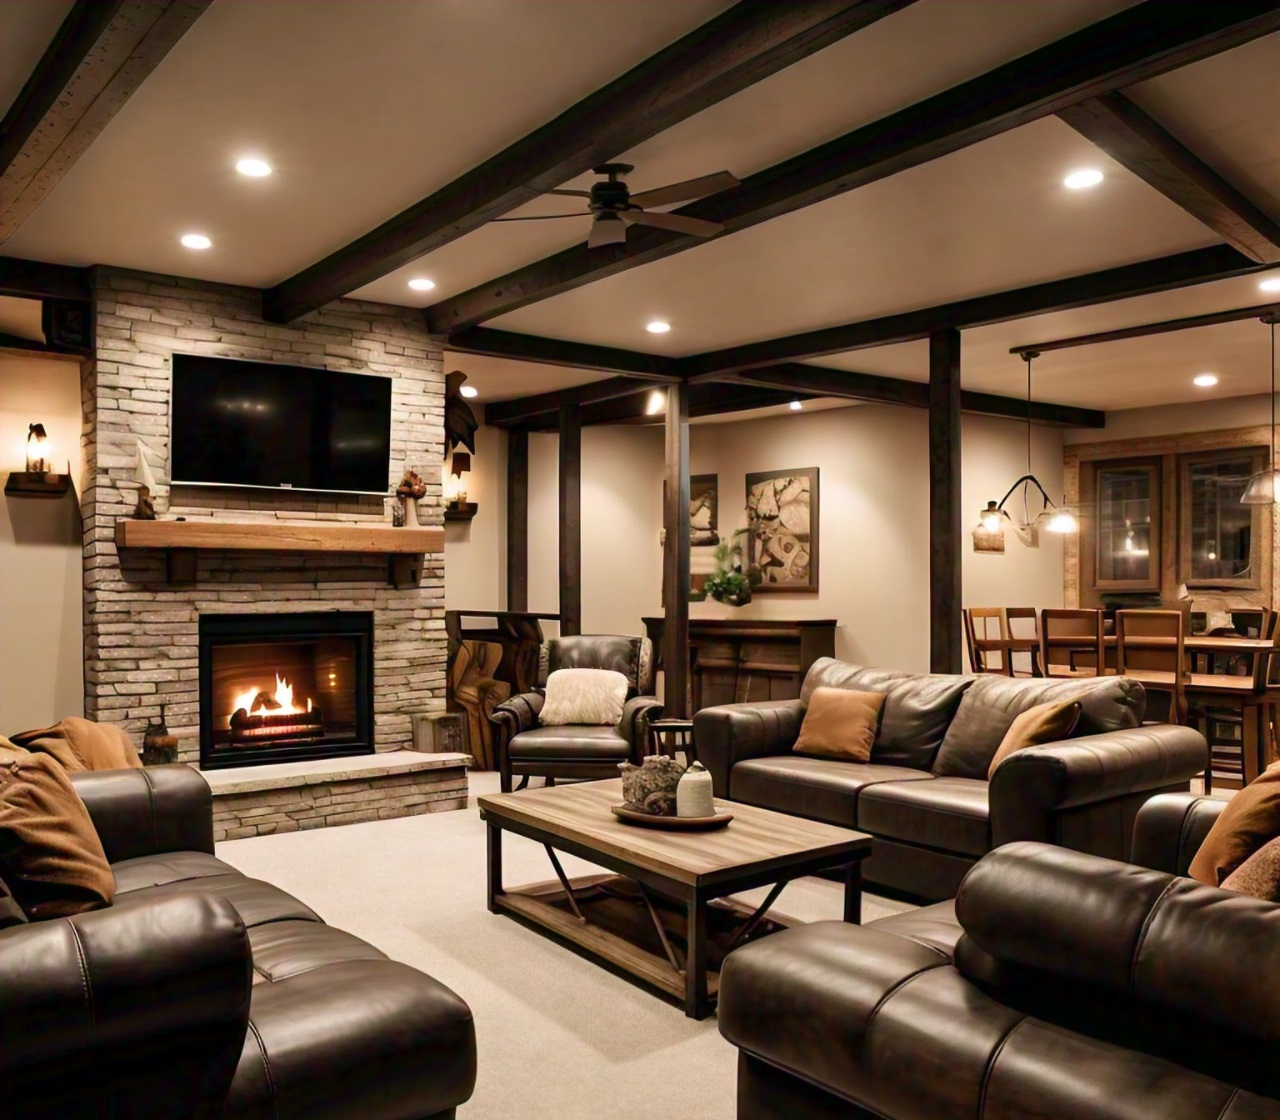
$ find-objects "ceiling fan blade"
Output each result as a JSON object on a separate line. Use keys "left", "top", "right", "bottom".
{"left": 490, "top": 213, "right": 584, "bottom": 222}
{"left": 623, "top": 210, "right": 724, "bottom": 238}
{"left": 588, "top": 215, "right": 628, "bottom": 249}
{"left": 627, "top": 170, "right": 739, "bottom": 210}
{"left": 544, "top": 188, "right": 593, "bottom": 198}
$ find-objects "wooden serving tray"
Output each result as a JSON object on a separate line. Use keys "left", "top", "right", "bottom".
{"left": 611, "top": 804, "right": 733, "bottom": 830}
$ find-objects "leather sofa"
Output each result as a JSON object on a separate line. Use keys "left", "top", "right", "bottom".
{"left": 719, "top": 792, "right": 1278, "bottom": 1120}
{"left": 694, "top": 659, "right": 1208, "bottom": 900}
{"left": 492, "top": 633, "right": 661, "bottom": 792}
{"left": 0, "top": 765, "right": 477, "bottom": 1119}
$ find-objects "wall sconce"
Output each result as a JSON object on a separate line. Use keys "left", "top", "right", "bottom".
{"left": 6, "top": 421, "right": 72, "bottom": 498}
{"left": 444, "top": 452, "right": 477, "bottom": 521}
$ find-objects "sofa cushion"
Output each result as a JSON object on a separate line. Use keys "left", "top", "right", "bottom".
{"left": 792, "top": 688, "right": 884, "bottom": 761}
{"left": 801, "top": 659, "right": 973, "bottom": 770}
{"left": 1221, "top": 836, "right": 1280, "bottom": 901}
{"left": 112, "top": 858, "right": 321, "bottom": 929}
{"left": 858, "top": 777, "right": 991, "bottom": 857}
{"left": 987, "top": 699, "right": 1082, "bottom": 779}
{"left": 540, "top": 668, "right": 628, "bottom": 726}
{"left": 731, "top": 756, "right": 933, "bottom": 826}
{"left": 934, "top": 675, "right": 1146, "bottom": 780}
{"left": 1189, "top": 762, "right": 1280, "bottom": 886}
{"left": 866, "top": 899, "right": 961, "bottom": 958}
{"left": 508, "top": 724, "right": 630, "bottom": 760}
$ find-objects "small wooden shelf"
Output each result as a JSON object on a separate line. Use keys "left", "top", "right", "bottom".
{"left": 444, "top": 501, "right": 478, "bottom": 522}
{"left": 5, "top": 472, "right": 73, "bottom": 499}
{"left": 115, "top": 518, "right": 443, "bottom": 586}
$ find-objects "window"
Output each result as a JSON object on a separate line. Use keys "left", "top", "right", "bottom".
{"left": 1179, "top": 450, "right": 1266, "bottom": 589}
{"left": 1093, "top": 460, "right": 1159, "bottom": 590}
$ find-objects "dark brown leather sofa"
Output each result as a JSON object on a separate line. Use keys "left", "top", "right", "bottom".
{"left": 694, "top": 659, "right": 1208, "bottom": 900}
{"left": 0, "top": 765, "right": 476, "bottom": 1119}
{"left": 719, "top": 792, "right": 1278, "bottom": 1120}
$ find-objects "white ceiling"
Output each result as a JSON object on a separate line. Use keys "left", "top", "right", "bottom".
{"left": 3, "top": 0, "right": 1278, "bottom": 420}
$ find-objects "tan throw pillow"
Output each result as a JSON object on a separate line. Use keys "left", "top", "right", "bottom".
{"left": 987, "top": 700, "right": 1082, "bottom": 779}
{"left": 793, "top": 688, "right": 885, "bottom": 762}
{"left": 0, "top": 753, "right": 115, "bottom": 920}
{"left": 540, "top": 668, "right": 630, "bottom": 726}
{"left": 1221, "top": 836, "right": 1280, "bottom": 901}
{"left": 10, "top": 717, "right": 143, "bottom": 772}
{"left": 1190, "top": 763, "right": 1280, "bottom": 887}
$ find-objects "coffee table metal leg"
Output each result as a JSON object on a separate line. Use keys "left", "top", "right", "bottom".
{"left": 486, "top": 821, "right": 503, "bottom": 914}
{"left": 685, "top": 890, "right": 710, "bottom": 1019}
{"left": 843, "top": 861, "right": 862, "bottom": 924}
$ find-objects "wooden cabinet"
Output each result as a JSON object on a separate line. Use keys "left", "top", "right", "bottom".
{"left": 642, "top": 617, "right": 836, "bottom": 711}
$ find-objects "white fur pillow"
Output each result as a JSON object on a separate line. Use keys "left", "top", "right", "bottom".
{"left": 540, "top": 669, "right": 629, "bottom": 726}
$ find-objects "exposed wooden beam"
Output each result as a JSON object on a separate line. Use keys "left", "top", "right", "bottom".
{"left": 484, "top": 376, "right": 653, "bottom": 428}
{"left": 959, "top": 391, "right": 1104, "bottom": 429}
{"left": 929, "top": 329, "right": 962, "bottom": 674}
{"left": 661, "top": 382, "right": 691, "bottom": 719}
{"left": 1011, "top": 301, "right": 1280, "bottom": 356}
{"left": 682, "top": 245, "right": 1265, "bottom": 377}
{"left": 1059, "top": 93, "right": 1280, "bottom": 264}
{"left": 558, "top": 405, "right": 582, "bottom": 636}
{"left": 262, "top": 0, "right": 914, "bottom": 323}
{"left": 0, "top": 257, "right": 90, "bottom": 301}
{"left": 506, "top": 429, "right": 529, "bottom": 612}
{"left": 447, "top": 327, "right": 679, "bottom": 381}
{"left": 425, "top": 1, "right": 1280, "bottom": 333}
{"left": 0, "top": 0, "right": 211, "bottom": 242}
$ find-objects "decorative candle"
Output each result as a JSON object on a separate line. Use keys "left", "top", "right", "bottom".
{"left": 676, "top": 761, "right": 715, "bottom": 819}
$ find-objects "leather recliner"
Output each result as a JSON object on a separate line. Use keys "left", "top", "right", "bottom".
{"left": 0, "top": 765, "right": 477, "bottom": 1119}
{"left": 490, "top": 634, "right": 661, "bottom": 792}
{"left": 718, "top": 792, "right": 1277, "bottom": 1120}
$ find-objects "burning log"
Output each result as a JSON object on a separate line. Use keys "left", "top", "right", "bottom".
{"left": 229, "top": 705, "right": 324, "bottom": 743}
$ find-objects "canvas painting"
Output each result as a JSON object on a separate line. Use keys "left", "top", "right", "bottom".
{"left": 690, "top": 474, "right": 719, "bottom": 546}
{"left": 745, "top": 467, "right": 818, "bottom": 592}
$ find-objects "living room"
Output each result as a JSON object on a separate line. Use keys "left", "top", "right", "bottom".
{"left": 2, "top": 2, "right": 1280, "bottom": 1118}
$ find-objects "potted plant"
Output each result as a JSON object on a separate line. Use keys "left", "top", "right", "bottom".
{"left": 704, "top": 531, "right": 752, "bottom": 606}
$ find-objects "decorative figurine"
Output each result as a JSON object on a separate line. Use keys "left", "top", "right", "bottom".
{"left": 141, "top": 704, "right": 179, "bottom": 765}
{"left": 396, "top": 469, "right": 427, "bottom": 527}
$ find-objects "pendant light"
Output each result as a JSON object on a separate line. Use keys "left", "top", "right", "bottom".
{"left": 1240, "top": 314, "right": 1279, "bottom": 504}
{"left": 977, "top": 351, "right": 1080, "bottom": 536}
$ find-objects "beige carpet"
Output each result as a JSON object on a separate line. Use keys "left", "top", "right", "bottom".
{"left": 216, "top": 772, "right": 913, "bottom": 1120}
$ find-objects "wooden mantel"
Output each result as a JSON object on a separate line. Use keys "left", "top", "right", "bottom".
{"left": 115, "top": 518, "right": 443, "bottom": 586}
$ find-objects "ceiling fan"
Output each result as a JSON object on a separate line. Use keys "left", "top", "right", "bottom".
{"left": 493, "top": 163, "right": 739, "bottom": 248}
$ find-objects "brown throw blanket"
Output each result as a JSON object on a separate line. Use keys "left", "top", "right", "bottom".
{"left": 11, "top": 717, "right": 144, "bottom": 772}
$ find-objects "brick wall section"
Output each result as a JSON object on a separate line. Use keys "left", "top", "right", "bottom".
{"left": 83, "top": 267, "right": 448, "bottom": 762}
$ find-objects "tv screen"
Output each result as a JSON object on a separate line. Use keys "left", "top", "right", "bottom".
{"left": 170, "top": 355, "right": 392, "bottom": 495}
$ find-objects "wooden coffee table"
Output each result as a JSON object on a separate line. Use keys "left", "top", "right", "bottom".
{"left": 478, "top": 778, "right": 872, "bottom": 1018}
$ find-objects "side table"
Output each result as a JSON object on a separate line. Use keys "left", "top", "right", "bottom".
{"left": 649, "top": 718, "right": 695, "bottom": 762}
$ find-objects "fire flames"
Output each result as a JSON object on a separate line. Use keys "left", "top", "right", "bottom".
{"left": 230, "top": 673, "right": 313, "bottom": 721}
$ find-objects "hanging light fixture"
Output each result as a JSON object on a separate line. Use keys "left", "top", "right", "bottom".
{"left": 976, "top": 351, "right": 1080, "bottom": 541}
{"left": 1241, "top": 314, "right": 1279, "bottom": 504}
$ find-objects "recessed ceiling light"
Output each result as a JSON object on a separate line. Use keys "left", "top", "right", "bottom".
{"left": 180, "top": 233, "right": 212, "bottom": 250}
{"left": 1063, "top": 168, "right": 1104, "bottom": 190}
{"left": 1193, "top": 373, "right": 1219, "bottom": 388}
{"left": 1260, "top": 277, "right": 1280, "bottom": 293}
{"left": 789, "top": 400, "right": 803, "bottom": 411}
{"left": 645, "top": 390, "right": 665, "bottom": 415}
{"left": 646, "top": 320, "right": 671, "bottom": 334}
{"left": 408, "top": 278, "right": 436, "bottom": 292}
{"left": 235, "top": 157, "right": 272, "bottom": 177}
{"left": 459, "top": 385, "right": 478, "bottom": 399}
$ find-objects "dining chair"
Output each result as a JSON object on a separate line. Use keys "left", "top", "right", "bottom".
{"left": 1039, "top": 609, "right": 1105, "bottom": 678}
{"left": 1004, "top": 607, "right": 1043, "bottom": 677}
{"left": 1115, "top": 609, "right": 1187, "bottom": 725}
{"left": 1187, "top": 627, "right": 1276, "bottom": 793}
{"left": 963, "top": 608, "right": 1010, "bottom": 676}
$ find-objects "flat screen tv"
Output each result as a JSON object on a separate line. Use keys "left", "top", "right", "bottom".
{"left": 170, "top": 355, "right": 392, "bottom": 496}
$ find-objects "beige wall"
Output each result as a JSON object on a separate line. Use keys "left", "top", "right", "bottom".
{"left": 443, "top": 423, "right": 506, "bottom": 611}
{"left": 0, "top": 354, "right": 85, "bottom": 731}
{"left": 1064, "top": 393, "right": 1270, "bottom": 444}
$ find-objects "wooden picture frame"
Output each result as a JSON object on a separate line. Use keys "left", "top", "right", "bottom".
{"left": 745, "top": 467, "right": 818, "bottom": 593}
{"left": 690, "top": 473, "right": 719, "bottom": 547}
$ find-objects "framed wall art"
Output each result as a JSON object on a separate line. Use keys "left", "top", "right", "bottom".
{"left": 745, "top": 467, "right": 818, "bottom": 593}
{"left": 690, "top": 474, "right": 719, "bottom": 546}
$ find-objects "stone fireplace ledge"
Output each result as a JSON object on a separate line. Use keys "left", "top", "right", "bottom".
{"left": 199, "top": 750, "right": 469, "bottom": 795}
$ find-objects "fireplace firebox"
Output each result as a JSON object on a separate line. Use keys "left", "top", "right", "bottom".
{"left": 199, "top": 612, "right": 374, "bottom": 770}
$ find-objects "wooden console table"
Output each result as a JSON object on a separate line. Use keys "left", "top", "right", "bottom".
{"left": 642, "top": 617, "right": 836, "bottom": 710}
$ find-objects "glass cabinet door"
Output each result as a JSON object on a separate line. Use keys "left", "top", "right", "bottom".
{"left": 1180, "top": 451, "right": 1264, "bottom": 588}
{"left": 1095, "top": 463, "right": 1158, "bottom": 588}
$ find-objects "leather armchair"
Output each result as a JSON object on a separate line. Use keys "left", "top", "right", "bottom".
{"left": 491, "top": 634, "right": 661, "bottom": 792}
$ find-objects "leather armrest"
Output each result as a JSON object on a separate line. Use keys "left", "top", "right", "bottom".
{"left": 692, "top": 700, "right": 804, "bottom": 798}
{"left": 988, "top": 724, "right": 1207, "bottom": 848}
{"left": 70, "top": 765, "right": 214, "bottom": 861}
{"left": 619, "top": 696, "right": 662, "bottom": 754}
{"left": 490, "top": 691, "right": 544, "bottom": 736}
{"left": 0, "top": 892, "right": 251, "bottom": 1074}
{"left": 1130, "top": 792, "right": 1228, "bottom": 876}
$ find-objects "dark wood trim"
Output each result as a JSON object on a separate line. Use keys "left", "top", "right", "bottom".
{"left": 1058, "top": 92, "right": 1280, "bottom": 263}
{"left": 681, "top": 245, "right": 1263, "bottom": 376}
{"left": 0, "top": 257, "right": 91, "bottom": 301}
{"left": 513, "top": 382, "right": 815, "bottom": 431}
{"left": 959, "top": 390, "right": 1104, "bottom": 429}
{"left": 506, "top": 429, "right": 529, "bottom": 612}
{"left": 1011, "top": 301, "right": 1280, "bottom": 356}
{"left": 447, "top": 327, "right": 679, "bottom": 380}
{"left": 424, "top": 1, "right": 1280, "bottom": 332}
{"left": 662, "top": 383, "right": 691, "bottom": 719}
{"left": 0, "top": 0, "right": 211, "bottom": 242}
{"left": 558, "top": 405, "right": 582, "bottom": 636}
{"left": 929, "top": 329, "right": 962, "bottom": 674}
{"left": 262, "top": 0, "right": 913, "bottom": 323}
{"left": 485, "top": 377, "right": 651, "bottom": 427}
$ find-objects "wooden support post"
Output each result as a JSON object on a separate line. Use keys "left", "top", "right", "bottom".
{"left": 662, "top": 382, "right": 691, "bottom": 718}
{"left": 929, "top": 329, "right": 962, "bottom": 674}
{"left": 506, "top": 429, "right": 529, "bottom": 611}
{"left": 558, "top": 405, "right": 582, "bottom": 636}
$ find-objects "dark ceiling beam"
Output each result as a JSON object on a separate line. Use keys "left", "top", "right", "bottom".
{"left": 483, "top": 376, "right": 651, "bottom": 427}
{"left": 958, "top": 391, "right": 1104, "bottom": 429}
{"left": 425, "top": 1, "right": 1280, "bottom": 333}
{"left": 1011, "top": 300, "right": 1280, "bottom": 356}
{"left": 1058, "top": 92, "right": 1280, "bottom": 263}
{"left": 0, "top": 256, "right": 91, "bottom": 301}
{"left": 682, "top": 245, "right": 1267, "bottom": 378}
{"left": 0, "top": 0, "right": 212, "bottom": 243}
{"left": 261, "top": 0, "right": 915, "bottom": 324}
{"left": 447, "top": 326, "right": 680, "bottom": 380}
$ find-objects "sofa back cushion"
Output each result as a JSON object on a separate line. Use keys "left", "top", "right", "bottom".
{"left": 934, "top": 675, "right": 1146, "bottom": 779}
{"left": 538, "top": 635, "right": 654, "bottom": 698}
{"left": 800, "top": 659, "right": 972, "bottom": 770}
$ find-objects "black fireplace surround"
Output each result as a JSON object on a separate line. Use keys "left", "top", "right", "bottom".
{"left": 198, "top": 611, "right": 375, "bottom": 770}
